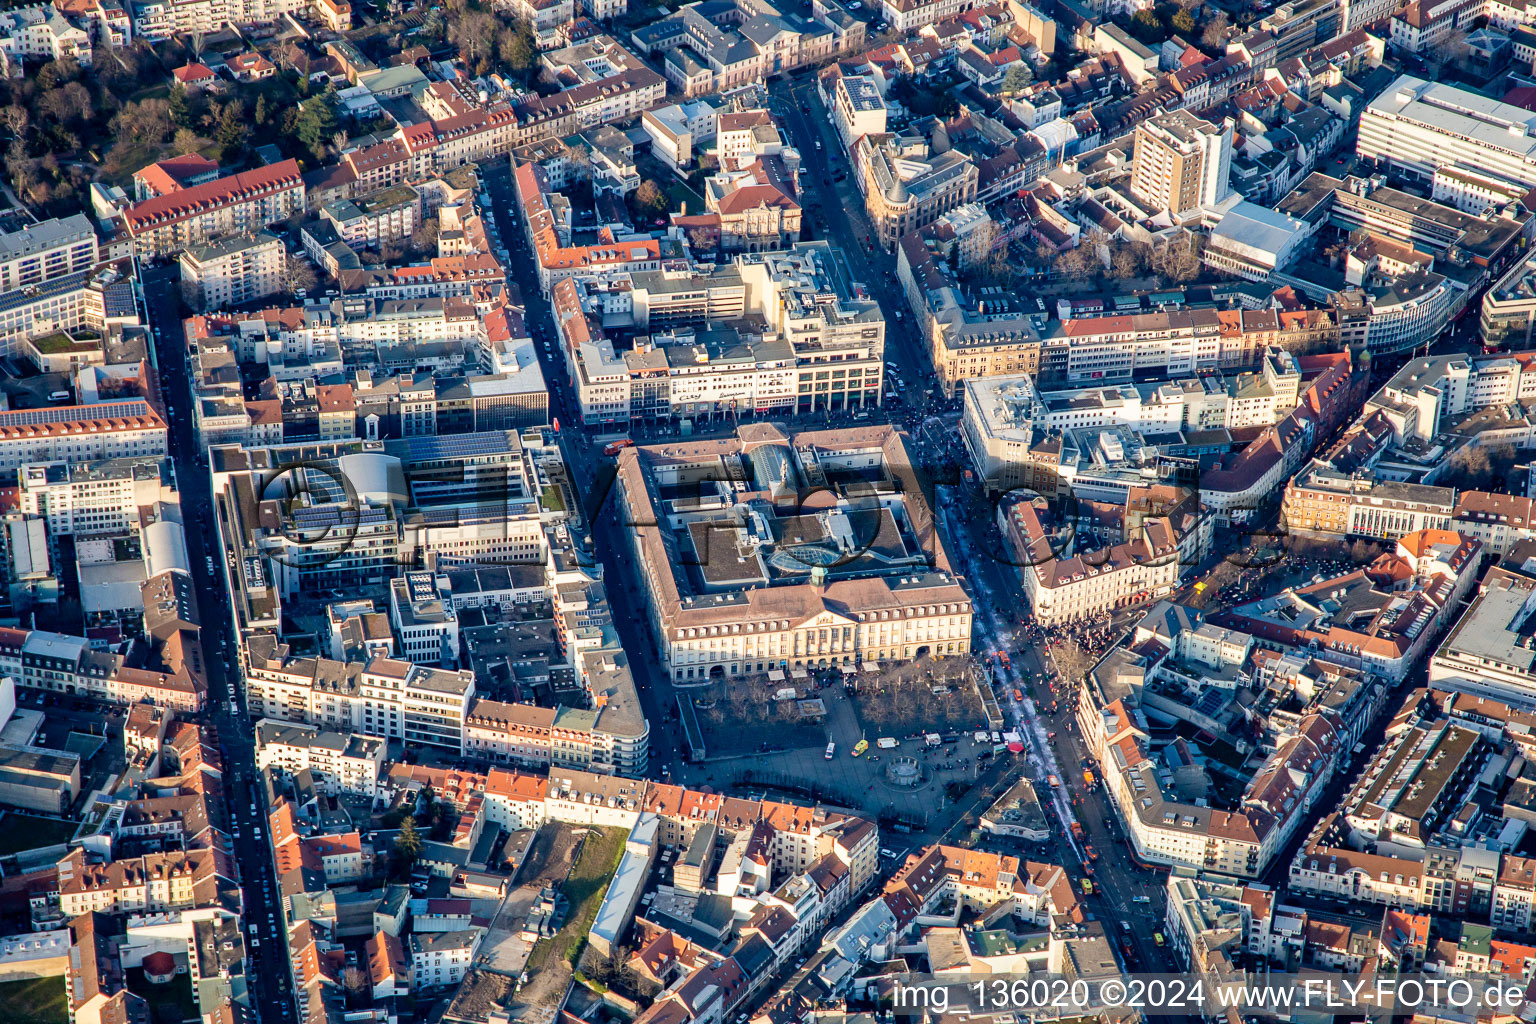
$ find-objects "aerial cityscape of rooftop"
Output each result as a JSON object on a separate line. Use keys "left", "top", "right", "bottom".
{"left": 8, "top": 0, "right": 1536, "bottom": 1021}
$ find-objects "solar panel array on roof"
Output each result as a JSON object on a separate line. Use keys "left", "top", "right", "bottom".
{"left": 0, "top": 270, "right": 88, "bottom": 315}
{"left": 1195, "top": 688, "right": 1231, "bottom": 717}
{"left": 287, "top": 505, "right": 386, "bottom": 531}
{"left": 0, "top": 400, "right": 150, "bottom": 427}
{"left": 383, "top": 431, "right": 518, "bottom": 461}
{"left": 413, "top": 501, "right": 534, "bottom": 525}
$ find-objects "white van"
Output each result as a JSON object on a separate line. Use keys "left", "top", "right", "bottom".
{"left": 824, "top": 742, "right": 836, "bottom": 759}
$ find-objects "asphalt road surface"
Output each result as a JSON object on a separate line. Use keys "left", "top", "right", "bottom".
{"left": 141, "top": 260, "right": 298, "bottom": 1023}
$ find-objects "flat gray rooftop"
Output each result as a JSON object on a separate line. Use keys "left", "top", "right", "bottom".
{"left": 1441, "top": 575, "right": 1536, "bottom": 673}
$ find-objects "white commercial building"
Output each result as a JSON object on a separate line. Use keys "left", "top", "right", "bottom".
{"left": 409, "top": 930, "right": 482, "bottom": 990}
{"left": 554, "top": 243, "right": 886, "bottom": 427}
{"left": 641, "top": 99, "right": 721, "bottom": 170}
{"left": 17, "top": 457, "right": 171, "bottom": 538}
{"left": 831, "top": 75, "right": 888, "bottom": 147}
{"left": 968, "top": 351, "right": 1302, "bottom": 440}
{"left": 245, "top": 645, "right": 475, "bottom": 753}
{"left": 1080, "top": 628, "right": 1344, "bottom": 878}
{"left": 1429, "top": 567, "right": 1536, "bottom": 710}
{"left": 1040, "top": 308, "right": 1267, "bottom": 384}
{"left": 0, "top": 214, "right": 97, "bottom": 293}
{"left": 1203, "top": 201, "right": 1313, "bottom": 281}
{"left": 615, "top": 424, "right": 973, "bottom": 685}
{"left": 0, "top": 401, "right": 168, "bottom": 473}
{"left": 1358, "top": 76, "right": 1536, "bottom": 192}
{"left": 1002, "top": 496, "right": 1200, "bottom": 625}
{"left": 388, "top": 573, "right": 460, "bottom": 667}
{"left": 1130, "top": 110, "right": 1233, "bottom": 215}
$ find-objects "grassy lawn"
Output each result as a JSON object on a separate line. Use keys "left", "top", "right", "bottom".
{"left": 126, "top": 967, "right": 197, "bottom": 1023}
{"left": 101, "top": 141, "right": 165, "bottom": 186}
{"left": 525, "top": 826, "right": 627, "bottom": 972}
{"left": 636, "top": 154, "right": 705, "bottom": 215}
{"left": 128, "top": 82, "right": 171, "bottom": 102}
{"left": 30, "top": 332, "right": 98, "bottom": 355}
{"left": 0, "top": 977, "right": 67, "bottom": 1024}
{"left": 539, "top": 485, "right": 565, "bottom": 512}
{"left": 658, "top": 177, "right": 703, "bottom": 214}
{"left": 0, "top": 814, "right": 77, "bottom": 856}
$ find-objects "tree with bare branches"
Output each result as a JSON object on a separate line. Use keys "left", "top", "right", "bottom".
{"left": 411, "top": 216, "right": 440, "bottom": 254}
{"left": 342, "top": 966, "right": 368, "bottom": 1003}
{"left": 1057, "top": 243, "right": 1101, "bottom": 282}
{"left": 1436, "top": 29, "right": 1471, "bottom": 68}
{"left": 1152, "top": 235, "right": 1203, "bottom": 283}
{"left": 1050, "top": 637, "right": 1095, "bottom": 685}
{"left": 173, "top": 128, "right": 205, "bottom": 155}
{"left": 1202, "top": 13, "right": 1231, "bottom": 50}
{"left": 282, "top": 256, "right": 319, "bottom": 296}
{"left": 1449, "top": 445, "right": 1494, "bottom": 488}
{"left": 1109, "top": 239, "right": 1152, "bottom": 280}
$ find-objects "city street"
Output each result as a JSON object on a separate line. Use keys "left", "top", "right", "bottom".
{"left": 139, "top": 261, "right": 298, "bottom": 1022}
{"left": 770, "top": 77, "right": 938, "bottom": 406}
{"left": 941, "top": 491, "right": 1178, "bottom": 970}
{"left": 480, "top": 160, "right": 691, "bottom": 781}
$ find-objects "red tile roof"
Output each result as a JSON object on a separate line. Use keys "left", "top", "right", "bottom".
{"left": 124, "top": 160, "right": 303, "bottom": 234}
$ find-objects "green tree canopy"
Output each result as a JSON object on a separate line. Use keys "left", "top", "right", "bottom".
{"left": 216, "top": 100, "right": 248, "bottom": 155}
{"left": 1001, "top": 63, "right": 1033, "bottom": 93}
{"left": 296, "top": 89, "right": 339, "bottom": 159}
{"left": 394, "top": 815, "right": 423, "bottom": 864}
{"left": 635, "top": 179, "right": 668, "bottom": 216}
{"left": 169, "top": 85, "right": 194, "bottom": 129}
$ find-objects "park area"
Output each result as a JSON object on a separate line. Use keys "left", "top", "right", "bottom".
{"left": 694, "top": 684, "right": 828, "bottom": 754}
{"left": 671, "top": 655, "right": 1002, "bottom": 835}
{"left": 692, "top": 656, "right": 989, "bottom": 758}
